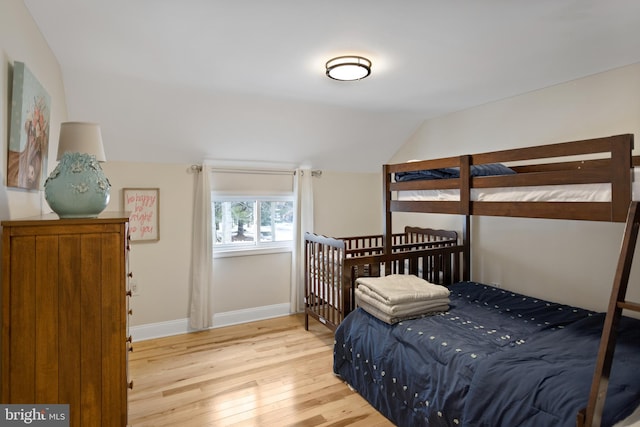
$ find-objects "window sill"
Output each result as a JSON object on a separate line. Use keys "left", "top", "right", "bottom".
{"left": 213, "top": 245, "right": 293, "bottom": 258}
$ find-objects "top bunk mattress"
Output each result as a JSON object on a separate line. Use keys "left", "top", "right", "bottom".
{"left": 397, "top": 168, "right": 640, "bottom": 203}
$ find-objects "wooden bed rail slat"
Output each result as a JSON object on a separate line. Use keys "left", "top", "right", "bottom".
{"left": 472, "top": 168, "right": 614, "bottom": 188}
{"left": 393, "top": 200, "right": 620, "bottom": 222}
{"left": 390, "top": 178, "right": 461, "bottom": 191}
{"left": 472, "top": 134, "right": 633, "bottom": 164}
{"left": 390, "top": 200, "right": 465, "bottom": 215}
{"left": 385, "top": 134, "right": 633, "bottom": 174}
{"left": 390, "top": 168, "right": 616, "bottom": 192}
{"left": 342, "top": 245, "right": 464, "bottom": 268}
{"left": 472, "top": 202, "right": 615, "bottom": 222}
{"left": 387, "top": 156, "right": 463, "bottom": 173}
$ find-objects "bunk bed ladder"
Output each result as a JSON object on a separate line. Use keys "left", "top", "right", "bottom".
{"left": 578, "top": 201, "right": 640, "bottom": 427}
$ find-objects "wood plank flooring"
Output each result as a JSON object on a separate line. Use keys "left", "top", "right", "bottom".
{"left": 128, "top": 314, "right": 394, "bottom": 426}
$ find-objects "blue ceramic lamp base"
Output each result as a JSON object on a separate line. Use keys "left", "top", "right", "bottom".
{"left": 44, "top": 152, "right": 111, "bottom": 219}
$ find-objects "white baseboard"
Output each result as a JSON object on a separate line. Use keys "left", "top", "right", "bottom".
{"left": 130, "top": 303, "right": 291, "bottom": 341}
{"left": 130, "top": 318, "right": 189, "bottom": 342}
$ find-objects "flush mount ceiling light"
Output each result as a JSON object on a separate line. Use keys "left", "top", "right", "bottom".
{"left": 325, "top": 55, "right": 372, "bottom": 81}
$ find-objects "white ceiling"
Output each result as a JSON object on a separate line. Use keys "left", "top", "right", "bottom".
{"left": 23, "top": 0, "right": 640, "bottom": 172}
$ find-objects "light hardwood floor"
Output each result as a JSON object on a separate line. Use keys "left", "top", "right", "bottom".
{"left": 128, "top": 314, "right": 394, "bottom": 426}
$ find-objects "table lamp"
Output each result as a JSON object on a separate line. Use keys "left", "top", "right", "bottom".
{"left": 44, "top": 122, "right": 111, "bottom": 218}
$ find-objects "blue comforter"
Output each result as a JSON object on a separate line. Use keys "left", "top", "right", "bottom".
{"left": 333, "top": 281, "right": 640, "bottom": 427}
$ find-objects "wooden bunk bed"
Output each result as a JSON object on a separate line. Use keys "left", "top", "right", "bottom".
{"left": 304, "top": 226, "right": 463, "bottom": 331}
{"left": 383, "top": 134, "right": 634, "bottom": 254}
{"left": 332, "top": 134, "right": 640, "bottom": 427}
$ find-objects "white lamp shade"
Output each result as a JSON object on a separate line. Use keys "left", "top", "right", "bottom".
{"left": 56, "top": 122, "right": 106, "bottom": 161}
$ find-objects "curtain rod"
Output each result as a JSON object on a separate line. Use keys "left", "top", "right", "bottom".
{"left": 190, "top": 165, "right": 322, "bottom": 177}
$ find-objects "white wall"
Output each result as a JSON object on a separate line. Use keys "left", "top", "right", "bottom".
{"left": 101, "top": 162, "right": 195, "bottom": 326}
{"left": 390, "top": 63, "right": 640, "bottom": 312}
{"left": 0, "top": 1, "right": 384, "bottom": 337}
{"left": 313, "top": 171, "right": 382, "bottom": 237}
{"left": 0, "top": 0, "right": 68, "bottom": 219}
{"left": 102, "top": 162, "right": 382, "bottom": 331}
{"left": 18, "top": 0, "right": 634, "bottom": 329}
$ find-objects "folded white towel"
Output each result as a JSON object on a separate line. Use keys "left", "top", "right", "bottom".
{"left": 355, "top": 287, "right": 449, "bottom": 317}
{"left": 356, "top": 274, "right": 450, "bottom": 305}
{"left": 357, "top": 295, "right": 449, "bottom": 325}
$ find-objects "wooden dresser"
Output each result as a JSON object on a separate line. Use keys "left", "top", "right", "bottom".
{"left": 1, "top": 213, "right": 132, "bottom": 426}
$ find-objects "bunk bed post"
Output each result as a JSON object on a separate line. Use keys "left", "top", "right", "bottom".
{"left": 383, "top": 164, "right": 392, "bottom": 254}
{"left": 462, "top": 215, "right": 471, "bottom": 281}
{"left": 580, "top": 202, "right": 640, "bottom": 427}
{"left": 609, "top": 135, "right": 633, "bottom": 222}
{"left": 383, "top": 164, "right": 393, "bottom": 275}
{"left": 459, "top": 155, "right": 471, "bottom": 216}
{"left": 459, "top": 155, "right": 472, "bottom": 281}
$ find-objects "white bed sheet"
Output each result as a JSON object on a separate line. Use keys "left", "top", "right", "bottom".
{"left": 397, "top": 168, "right": 640, "bottom": 202}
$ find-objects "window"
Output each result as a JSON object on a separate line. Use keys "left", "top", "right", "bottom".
{"left": 213, "top": 194, "right": 294, "bottom": 254}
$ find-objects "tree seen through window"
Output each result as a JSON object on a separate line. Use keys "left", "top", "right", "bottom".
{"left": 213, "top": 198, "right": 293, "bottom": 247}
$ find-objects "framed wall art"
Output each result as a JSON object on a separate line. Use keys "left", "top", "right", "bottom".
{"left": 123, "top": 188, "right": 160, "bottom": 242}
{"left": 7, "top": 61, "right": 51, "bottom": 190}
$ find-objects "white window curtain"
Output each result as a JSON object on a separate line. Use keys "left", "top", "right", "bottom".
{"left": 189, "top": 165, "right": 214, "bottom": 329}
{"left": 291, "top": 168, "right": 314, "bottom": 313}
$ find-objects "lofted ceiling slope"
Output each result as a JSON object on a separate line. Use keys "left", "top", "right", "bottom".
{"left": 23, "top": 0, "right": 640, "bottom": 172}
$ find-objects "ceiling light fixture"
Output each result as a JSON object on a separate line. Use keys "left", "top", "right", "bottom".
{"left": 325, "top": 56, "right": 371, "bottom": 81}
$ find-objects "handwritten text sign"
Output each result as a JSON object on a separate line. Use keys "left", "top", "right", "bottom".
{"left": 123, "top": 188, "right": 159, "bottom": 242}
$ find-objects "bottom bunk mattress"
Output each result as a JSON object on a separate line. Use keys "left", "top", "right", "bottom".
{"left": 333, "top": 281, "right": 640, "bottom": 427}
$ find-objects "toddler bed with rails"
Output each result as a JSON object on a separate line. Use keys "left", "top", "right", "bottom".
{"left": 333, "top": 134, "right": 640, "bottom": 427}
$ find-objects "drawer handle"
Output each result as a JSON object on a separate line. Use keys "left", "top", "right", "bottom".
{"left": 128, "top": 380, "right": 134, "bottom": 390}
{"left": 126, "top": 290, "right": 132, "bottom": 297}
